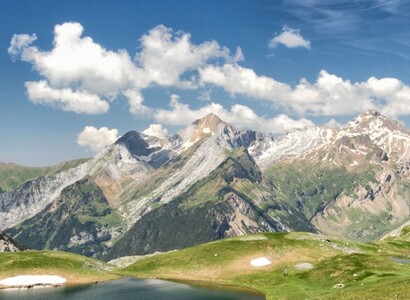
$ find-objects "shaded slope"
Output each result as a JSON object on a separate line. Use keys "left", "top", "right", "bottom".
{"left": 6, "top": 177, "right": 121, "bottom": 257}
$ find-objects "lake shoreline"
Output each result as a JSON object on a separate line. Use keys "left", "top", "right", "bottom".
{"left": 138, "top": 276, "right": 266, "bottom": 299}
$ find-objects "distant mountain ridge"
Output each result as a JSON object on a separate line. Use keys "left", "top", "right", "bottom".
{"left": 1, "top": 110, "right": 410, "bottom": 259}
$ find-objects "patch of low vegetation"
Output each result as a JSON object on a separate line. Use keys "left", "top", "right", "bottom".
{"left": 264, "top": 162, "right": 377, "bottom": 221}
{"left": 121, "top": 232, "right": 410, "bottom": 300}
{"left": 0, "top": 250, "right": 118, "bottom": 287}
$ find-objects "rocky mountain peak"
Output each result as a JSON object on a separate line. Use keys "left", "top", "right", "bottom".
{"left": 195, "top": 112, "right": 224, "bottom": 127}
{"left": 344, "top": 110, "right": 405, "bottom": 133}
{"left": 328, "top": 110, "right": 410, "bottom": 165}
{"left": 115, "top": 131, "right": 164, "bottom": 157}
{"left": 192, "top": 113, "right": 228, "bottom": 135}
{"left": 360, "top": 109, "right": 381, "bottom": 118}
{"left": 176, "top": 113, "right": 233, "bottom": 145}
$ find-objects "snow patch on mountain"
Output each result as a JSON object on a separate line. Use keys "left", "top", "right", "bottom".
{"left": 249, "top": 127, "right": 334, "bottom": 169}
{"left": 337, "top": 110, "right": 410, "bottom": 163}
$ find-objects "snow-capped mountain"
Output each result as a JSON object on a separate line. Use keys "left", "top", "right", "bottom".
{"left": 2, "top": 110, "right": 410, "bottom": 259}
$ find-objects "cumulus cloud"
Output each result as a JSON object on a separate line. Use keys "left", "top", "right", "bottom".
{"left": 122, "top": 89, "right": 151, "bottom": 115}
{"left": 11, "top": 22, "right": 143, "bottom": 114}
{"left": 269, "top": 26, "right": 311, "bottom": 49}
{"left": 77, "top": 126, "right": 119, "bottom": 153}
{"left": 324, "top": 118, "right": 341, "bottom": 128}
{"left": 136, "top": 25, "right": 241, "bottom": 89}
{"left": 142, "top": 124, "right": 169, "bottom": 139}
{"left": 8, "top": 33, "right": 37, "bottom": 59}
{"left": 25, "top": 80, "right": 109, "bottom": 114}
{"left": 10, "top": 21, "right": 410, "bottom": 124}
{"left": 10, "top": 22, "right": 240, "bottom": 115}
{"left": 200, "top": 65, "right": 410, "bottom": 118}
{"left": 200, "top": 63, "right": 292, "bottom": 106}
{"left": 154, "top": 95, "right": 314, "bottom": 133}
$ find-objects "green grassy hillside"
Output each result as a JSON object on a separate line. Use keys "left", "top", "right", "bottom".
{"left": 121, "top": 232, "right": 410, "bottom": 300}
{"left": 0, "top": 159, "right": 88, "bottom": 192}
{"left": 382, "top": 222, "right": 410, "bottom": 242}
{"left": 0, "top": 250, "right": 118, "bottom": 287}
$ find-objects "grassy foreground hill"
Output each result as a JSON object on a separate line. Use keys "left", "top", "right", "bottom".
{"left": 121, "top": 232, "right": 410, "bottom": 300}
{"left": 1, "top": 232, "right": 409, "bottom": 299}
{"left": 0, "top": 250, "right": 118, "bottom": 287}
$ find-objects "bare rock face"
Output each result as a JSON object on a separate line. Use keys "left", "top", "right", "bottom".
{"left": 0, "top": 231, "right": 19, "bottom": 252}
{"left": 0, "top": 162, "right": 91, "bottom": 230}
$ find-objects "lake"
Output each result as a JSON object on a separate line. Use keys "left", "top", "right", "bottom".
{"left": 0, "top": 278, "right": 265, "bottom": 300}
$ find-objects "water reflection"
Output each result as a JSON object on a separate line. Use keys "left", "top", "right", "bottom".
{"left": 0, "top": 278, "right": 264, "bottom": 300}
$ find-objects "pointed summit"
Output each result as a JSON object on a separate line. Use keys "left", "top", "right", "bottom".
{"left": 192, "top": 113, "right": 231, "bottom": 138}
{"left": 193, "top": 113, "right": 225, "bottom": 132}
{"left": 346, "top": 110, "right": 405, "bottom": 133}
{"left": 176, "top": 113, "right": 232, "bottom": 145}
{"left": 360, "top": 109, "right": 381, "bottom": 118}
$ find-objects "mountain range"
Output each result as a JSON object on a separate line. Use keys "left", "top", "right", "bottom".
{"left": 1, "top": 110, "right": 409, "bottom": 260}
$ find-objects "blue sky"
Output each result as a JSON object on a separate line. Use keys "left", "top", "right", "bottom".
{"left": 1, "top": 0, "right": 410, "bottom": 166}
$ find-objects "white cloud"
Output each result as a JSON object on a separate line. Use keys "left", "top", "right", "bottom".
{"left": 199, "top": 63, "right": 292, "bottom": 105}
{"left": 10, "top": 22, "right": 241, "bottom": 115}
{"left": 290, "top": 70, "right": 376, "bottom": 115}
{"left": 200, "top": 65, "right": 410, "bottom": 118}
{"left": 20, "top": 22, "right": 145, "bottom": 94}
{"left": 154, "top": 95, "right": 314, "bottom": 134}
{"left": 366, "top": 77, "right": 401, "bottom": 97}
{"left": 136, "top": 25, "right": 239, "bottom": 89}
{"left": 11, "top": 22, "right": 144, "bottom": 114}
{"left": 10, "top": 21, "right": 410, "bottom": 122}
{"left": 77, "top": 126, "right": 119, "bottom": 153}
{"left": 324, "top": 118, "right": 341, "bottom": 128}
{"left": 8, "top": 33, "right": 37, "bottom": 58}
{"left": 269, "top": 26, "right": 311, "bottom": 49}
{"left": 122, "top": 89, "right": 151, "bottom": 115}
{"left": 25, "top": 80, "right": 109, "bottom": 114}
{"left": 142, "top": 124, "right": 169, "bottom": 139}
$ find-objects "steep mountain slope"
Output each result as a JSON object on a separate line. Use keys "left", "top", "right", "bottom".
{"left": 264, "top": 110, "right": 410, "bottom": 241}
{"left": 5, "top": 177, "right": 121, "bottom": 257}
{"left": 309, "top": 111, "right": 410, "bottom": 240}
{"left": 105, "top": 148, "right": 310, "bottom": 259}
{"left": 2, "top": 110, "right": 410, "bottom": 259}
{"left": 109, "top": 113, "right": 258, "bottom": 229}
{"left": 0, "top": 161, "right": 93, "bottom": 229}
{"left": 0, "top": 159, "right": 88, "bottom": 192}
